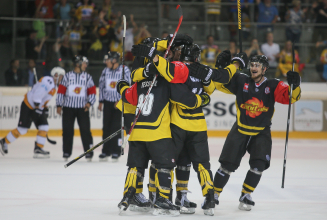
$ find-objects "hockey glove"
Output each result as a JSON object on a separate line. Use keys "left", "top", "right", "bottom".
{"left": 167, "top": 34, "right": 193, "bottom": 47}
{"left": 33, "top": 108, "right": 43, "bottom": 120}
{"left": 188, "top": 62, "right": 213, "bottom": 82}
{"left": 200, "top": 93, "right": 211, "bottom": 107}
{"left": 286, "top": 71, "right": 301, "bottom": 89}
{"left": 131, "top": 44, "right": 157, "bottom": 61}
{"left": 143, "top": 63, "right": 158, "bottom": 78}
{"left": 116, "top": 79, "right": 130, "bottom": 94}
{"left": 231, "top": 52, "right": 249, "bottom": 70}
{"left": 215, "top": 50, "right": 231, "bottom": 69}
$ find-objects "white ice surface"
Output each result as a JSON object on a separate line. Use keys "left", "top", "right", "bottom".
{"left": 1, "top": 136, "right": 327, "bottom": 220}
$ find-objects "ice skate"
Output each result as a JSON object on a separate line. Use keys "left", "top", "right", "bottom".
{"left": 152, "top": 195, "right": 180, "bottom": 216}
{"left": 175, "top": 190, "right": 197, "bottom": 214}
{"left": 238, "top": 192, "right": 255, "bottom": 211}
{"left": 118, "top": 187, "right": 136, "bottom": 213}
{"left": 63, "top": 153, "right": 70, "bottom": 161}
{"left": 99, "top": 153, "right": 108, "bottom": 162}
{"left": 201, "top": 189, "right": 215, "bottom": 216}
{"left": 111, "top": 154, "right": 119, "bottom": 162}
{"left": 85, "top": 153, "right": 92, "bottom": 162}
{"left": 214, "top": 192, "right": 219, "bottom": 205}
{"left": 0, "top": 138, "right": 8, "bottom": 155}
{"left": 129, "top": 193, "right": 152, "bottom": 212}
{"left": 33, "top": 143, "right": 50, "bottom": 159}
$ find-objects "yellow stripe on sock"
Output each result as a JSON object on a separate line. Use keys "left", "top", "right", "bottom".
{"left": 243, "top": 183, "right": 255, "bottom": 191}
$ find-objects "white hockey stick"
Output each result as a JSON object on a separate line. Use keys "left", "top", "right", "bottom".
{"left": 121, "top": 15, "right": 126, "bottom": 149}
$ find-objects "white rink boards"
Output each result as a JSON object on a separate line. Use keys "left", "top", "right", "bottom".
{"left": 0, "top": 136, "right": 327, "bottom": 220}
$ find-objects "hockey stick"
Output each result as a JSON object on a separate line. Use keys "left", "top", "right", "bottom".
{"left": 237, "top": 0, "right": 242, "bottom": 52}
{"left": 121, "top": 5, "right": 183, "bottom": 155}
{"left": 121, "top": 15, "right": 126, "bottom": 152}
{"left": 33, "top": 68, "right": 56, "bottom": 145}
{"left": 64, "top": 129, "right": 121, "bottom": 168}
{"left": 281, "top": 41, "right": 295, "bottom": 188}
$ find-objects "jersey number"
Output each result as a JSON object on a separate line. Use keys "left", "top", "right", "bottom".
{"left": 136, "top": 93, "right": 154, "bottom": 116}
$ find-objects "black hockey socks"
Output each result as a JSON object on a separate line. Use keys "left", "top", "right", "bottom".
{"left": 197, "top": 163, "right": 214, "bottom": 196}
{"left": 242, "top": 169, "right": 262, "bottom": 194}
{"left": 213, "top": 166, "right": 231, "bottom": 197}
{"left": 155, "top": 168, "right": 173, "bottom": 199}
{"left": 149, "top": 164, "right": 156, "bottom": 193}
{"left": 175, "top": 165, "right": 191, "bottom": 192}
{"left": 124, "top": 167, "right": 144, "bottom": 195}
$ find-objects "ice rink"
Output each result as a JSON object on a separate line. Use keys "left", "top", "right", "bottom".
{"left": 1, "top": 136, "right": 327, "bottom": 220}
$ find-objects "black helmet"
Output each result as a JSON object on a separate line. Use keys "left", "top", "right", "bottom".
{"left": 180, "top": 43, "right": 201, "bottom": 62}
{"left": 104, "top": 51, "right": 120, "bottom": 62}
{"left": 73, "top": 55, "right": 88, "bottom": 65}
{"left": 248, "top": 55, "right": 269, "bottom": 71}
{"left": 142, "top": 37, "right": 160, "bottom": 46}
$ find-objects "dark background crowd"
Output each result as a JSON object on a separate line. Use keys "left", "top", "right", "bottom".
{"left": 1, "top": 0, "right": 327, "bottom": 87}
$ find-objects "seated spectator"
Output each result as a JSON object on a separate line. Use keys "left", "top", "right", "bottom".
{"left": 309, "top": 0, "right": 327, "bottom": 63}
{"left": 201, "top": 35, "right": 220, "bottom": 68}
{"left": 66, "top": 21, "right": 86, "bottom": 55}
{"left": 318, "top": 46, "right": 327, "bottom": 81}
{"left": 25, "top": 29, "right": 46, "bottom": 60}
{"left": 74, "top": 0, "right": 97, "bottom": 30}
{"left": 276, "top": 40, "right": 302, "bottom": 78}
{"left": 261, "top": 32, "right": 280, "bottom": 68}
{"left": 245, "top": 38, "right": 263, "bottom": 58}
{"left": 227, "top": 39, "right": 239, "bottom": 58}
{"left": 88, "top": 34, "right": 104, "bottom": 60}
{"left": 24, "top": 59, "right": 40, "bottom": 87}
{"left": 5, "top": 59, "right": 24, "bottom": 86}
{"left": 53, "top": 0, "right": 72, "bottom": 20}
{"left": 285, "top": 0, "right": 307, "bottom": 46}
{"left": 256, "top": 0, "right": 279, "bottom": 43}
{"left": 134, "top": 25, "right": 152, "bottom": 45}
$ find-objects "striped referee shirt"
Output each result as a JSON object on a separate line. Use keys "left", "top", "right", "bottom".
{"left": 99, "top": 65, "right": 131, "bottom": 102}
{"left": 56, "top": 71, "right": 96, "bottom": 108}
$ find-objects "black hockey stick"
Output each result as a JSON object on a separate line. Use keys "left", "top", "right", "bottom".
{"left": 121, "top": 15, "right": 126, "bottom": 151}
{"left": 281, "top": 41, "right": 295, "bottom": 188}
{"left": 237, "top": 0, "right": 242, "bottom": 52}
{"left": 121, "top": 5, "right": 183, "bottom": 155}
{"left": 64, "top": 129, "right": 121, "bottom": 168}
{"left": 47, "top": 135, "right": 57, "bottom": 145}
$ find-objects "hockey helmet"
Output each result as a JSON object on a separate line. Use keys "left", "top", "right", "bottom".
{"left": 50, "top": 67, "right": 65, "bottom": 77}
{"left": 73, "top": 55, "right": 89, "bottom": 66}
{"left": 180, "top": 43, "right": 201, "bottom": 62}
{"left": 248, "top": 55, "right": 269, "bottom": 71}
{"left": 103, "top": 51, "right": 120, "bottom": 63}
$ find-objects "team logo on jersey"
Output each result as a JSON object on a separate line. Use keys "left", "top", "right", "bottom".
{"left": 109, "top": 81, "right": 117, "bottom": 89}
{"left": 243, "top": 83, "right": 249, "bottom": 92}
{"left": 240, "top": 97, "right": 269, "bottom": 118}
{"left": 73, "top": 87, "right": 82, "bottom": 94}
{"left": 265, "top": 87, "right": 270, "bottom": 94}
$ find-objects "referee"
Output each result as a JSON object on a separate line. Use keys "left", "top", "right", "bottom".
{"left": 56, "top": 56, "right": 96, "bottom": 161}
{"left": 98, "top": 52, "right": 131, "bottom": 161}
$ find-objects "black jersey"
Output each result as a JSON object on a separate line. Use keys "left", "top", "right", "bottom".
{"left": 120, "top": 75, "right": 202, "bottom": 141}
{"left": 214, "top": 73, "right": 301, "bottom": 135}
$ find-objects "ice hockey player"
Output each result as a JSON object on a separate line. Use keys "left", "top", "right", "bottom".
{"left": 56, "top": 56, "right": 96, "bottom": 161}
{"left": 189, "top": 52, "right": 301, "bottom": 211}
{"left": 0, "top": 67, "right": 65, "bottom": 158}
{"left": 115, "top": 47, "right": 210, "bottom": 216}
{"left": 98, "top": 52, "right": 131, "bottom": 161}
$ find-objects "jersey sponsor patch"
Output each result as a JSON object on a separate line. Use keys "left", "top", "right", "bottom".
{"left": 68, "top": 84, "right": 86, "bottom": 97}
{"left": 105, "top": 78, "right": 117, "bottom": 91}
{"left": 243, "top": 83, "right": 249, "bottom": 92}
{"left": 240, "top": 97, "right": 269, "bottom": 118}
{"left": 265, "top": 87, "right": 270, "bottom": 94}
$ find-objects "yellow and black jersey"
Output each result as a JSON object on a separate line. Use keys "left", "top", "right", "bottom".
{"left": 119, "top": 75, "right": 202, "bottom": 142}
{"left": 214, "top": 73, "right": 301, "bottom": 135}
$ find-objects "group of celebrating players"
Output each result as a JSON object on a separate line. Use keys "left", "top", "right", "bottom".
{"left": 0, "top": 32, "right": 301, "bottom": 216}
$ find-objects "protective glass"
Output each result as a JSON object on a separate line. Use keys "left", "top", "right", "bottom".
{"left": 248, "top": 62, "right": 263, "bottom": 69}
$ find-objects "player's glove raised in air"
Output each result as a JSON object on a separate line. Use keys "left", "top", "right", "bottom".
{"left": 167, "top": 34, "right": 193, "bottom": 47}
{"left": 188, "top": 62, "right": 213, "bottom": 82}
{"left": 200, "top": 93, "right": 211, "bottom": 107}
{"left": 215, "top": 50, "right": 231, "bottom": 69}
{"left": 116, "top": 79, "right": 130, "bottom": 94}
{"left": 286, "top": 71, "right": 301, "bottom": 89}
{"left": 143, "top": 63, "right": 159, "bottom": 78}
{"left": 131, "top": 44, "right": 157, "bottom": 61}
{"left": 231, "top": 52, "right": 249, "bottom": 70}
